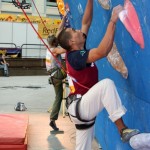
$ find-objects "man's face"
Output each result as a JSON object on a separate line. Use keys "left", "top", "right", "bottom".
{"left": 66, "top": 28, "right": 85, "bottom": 49}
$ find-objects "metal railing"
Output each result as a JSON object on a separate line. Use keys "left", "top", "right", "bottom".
{"left": 21, "top": 43, "right": 47, "bottom": 58}
{"left": 0, "top": 43, "right": 47, "bottom": 58}
{"left": 0, "top": 43, "right": 17, "bottom": 48}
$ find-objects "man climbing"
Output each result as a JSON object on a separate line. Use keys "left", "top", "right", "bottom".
{"left": 57, "top": 0, "right": 139, "bottom": 149}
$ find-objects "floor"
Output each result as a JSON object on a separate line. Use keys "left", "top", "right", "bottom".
{"left": 0, "top": 76, "right": 100, "bottom": 150}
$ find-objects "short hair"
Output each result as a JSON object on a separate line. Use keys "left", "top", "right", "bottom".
{"left": 47, "top": 34, "right": 58, "bottom": 47}
{"left": 57, "top": 28, "right": 72, "bottom": 51}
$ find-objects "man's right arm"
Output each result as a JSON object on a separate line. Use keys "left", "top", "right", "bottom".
{"left": 87, "top": 5, "right": 123, "bottom": 63}
{"left": 52, "top": 47, "right": 66, "bottom": 56}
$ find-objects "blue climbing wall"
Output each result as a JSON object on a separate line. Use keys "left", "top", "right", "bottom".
{"left": 64, "top": 0, "right": 150, "bottom": 149}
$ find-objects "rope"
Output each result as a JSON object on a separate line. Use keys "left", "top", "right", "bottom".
{"left": 31, "top": 0, "right": 49, "bottom": 34}
{"left": 16, "top": 0, "right": 66, "bottom": 73}
{"left": 15, "top": 0, "right": 89, "bottom": 90}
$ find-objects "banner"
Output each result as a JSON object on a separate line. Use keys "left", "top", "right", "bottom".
{"left": 38, "top": 23, "right": 60, "bottom": 39}
{"left": 0, "top": 14, "right": 61, "bottom": 39}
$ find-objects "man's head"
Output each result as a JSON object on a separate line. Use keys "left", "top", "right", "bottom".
{"left": 57, "top": 28, "right": 86, "bottom": 51}
{"left": 47, "top": 34, "right": 58, "bottom": 47}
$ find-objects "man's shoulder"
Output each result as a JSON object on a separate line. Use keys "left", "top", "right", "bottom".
{"left": 67, "top": 50, "right": 89, "bottom": 70}
{"left": 67, "top": 50, "right": 89, "bottom": 60}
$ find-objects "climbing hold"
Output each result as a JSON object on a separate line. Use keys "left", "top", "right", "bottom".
{"left": 119, "top": 0, "right": 144, "bottom": 49}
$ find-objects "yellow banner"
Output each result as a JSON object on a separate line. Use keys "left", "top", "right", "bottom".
{"left": 0, "top": 14, "right": 61, "bottom": 39}
{"left": 38, "top": 23, "right": 60, "bottom": 39}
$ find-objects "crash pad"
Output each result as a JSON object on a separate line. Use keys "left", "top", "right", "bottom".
{"left": 0, "top": 114, "right": 28, "bottom": 150}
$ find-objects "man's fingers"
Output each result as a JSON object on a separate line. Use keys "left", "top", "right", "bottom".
{"left": 113, "top": 5, "right": 124, "bottom": 14}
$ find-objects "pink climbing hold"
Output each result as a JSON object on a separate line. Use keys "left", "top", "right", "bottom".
{"left": 119, "top": 0, "right": 144, "bottom": 49}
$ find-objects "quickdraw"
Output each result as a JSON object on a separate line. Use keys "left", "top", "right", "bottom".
{"left": 12, "top": 0, "right": 31, "bottom": 9}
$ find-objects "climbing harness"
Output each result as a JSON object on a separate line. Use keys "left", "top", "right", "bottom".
{"left": 66, "top": 94, "right": 96, "bottom": 130}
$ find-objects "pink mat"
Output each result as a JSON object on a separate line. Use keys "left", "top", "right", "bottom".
{"left": 0, "top": 114, "right": 28, "bottom": 150}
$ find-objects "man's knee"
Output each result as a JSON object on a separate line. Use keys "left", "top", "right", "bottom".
{"left": 102, "top": 78, "right": 115, "bottom": 86}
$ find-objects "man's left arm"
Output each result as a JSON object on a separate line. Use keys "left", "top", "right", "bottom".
{"left": 81, "top": 0, "right": 93, "bottom": 35}
{"left": 56, "top": 11, "right": 68, "bottom": 37}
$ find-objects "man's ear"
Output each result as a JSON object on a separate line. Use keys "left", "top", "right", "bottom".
{"left": 68, "top": 40, "right": 73, "bottom": 46}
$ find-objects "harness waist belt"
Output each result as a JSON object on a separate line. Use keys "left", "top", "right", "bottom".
{"left": 67, "top": 94, "right": 96, "bottom": 130}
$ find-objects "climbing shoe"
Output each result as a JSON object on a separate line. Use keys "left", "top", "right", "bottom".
{"left": 121, "top": 128, "right": 140, "bottom": 142}
{"left": 49, "top": 121, "right": 59, "bottom": 131}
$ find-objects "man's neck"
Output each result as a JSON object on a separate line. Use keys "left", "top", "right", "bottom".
{"left": 71, "top": 44, "right": 84, "bottom": 51}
